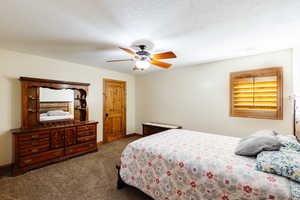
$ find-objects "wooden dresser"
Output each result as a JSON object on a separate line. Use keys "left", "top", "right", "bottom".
{"left": 142, "top": 122, "right": 182, "bottom": 136}
{"left": 11, "top": 77, "right": 98, "bottom": 176}
{"left": 12, "top": 121, "right": 98, "bottom": 175}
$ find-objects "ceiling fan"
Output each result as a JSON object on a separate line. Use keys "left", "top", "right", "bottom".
{"left": 106, "top": 44, "right": 177, "bottom": 71}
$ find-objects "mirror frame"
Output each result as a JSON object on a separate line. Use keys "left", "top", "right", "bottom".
{"left": 20, "top": 77, "right": 90, "bottom": 128}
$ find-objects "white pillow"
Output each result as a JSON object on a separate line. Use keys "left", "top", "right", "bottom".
{"left": 252, "top": 129, "right": 278, "bottom": 137}
{"left": 47, "top": 110, "right": 68, "bottom": 116}
{"left": 40, "top": 113, "right": 48, "bottom": 117}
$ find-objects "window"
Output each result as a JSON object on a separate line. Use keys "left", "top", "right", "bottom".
{"left": 230, "top": 67, "right": 283, "bottom": 120}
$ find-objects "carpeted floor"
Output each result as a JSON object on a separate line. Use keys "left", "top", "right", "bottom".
{"left": 0, "top": 136, "right": 153, "bottom": 200}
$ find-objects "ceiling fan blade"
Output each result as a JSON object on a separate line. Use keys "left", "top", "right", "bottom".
{"left": 119, "top": 47, "right": 136, "bottom": 56}
{"left": 151, "top": 51, "right": 177, "bottom": 59}
{"left": 106, "top": 59, "right": 134, "bottom": 62}
{"left": 150, "top": 60, "right": 172, "bottom": 68}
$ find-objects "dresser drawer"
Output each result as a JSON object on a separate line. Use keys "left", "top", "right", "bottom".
{"left": 77, "top": 135, "right": 96, "bottom": 143}
{"left": 19, "top": 137, "right": 49, "bottom": 149}
{"left": 77, "top": 129, "right": 96, "bottom": 137}
{"left": 65, "top": 142, "right": 97, "bottom": 156}
{"left": 17, "top": 131, "right": 50, "bottom": 142}
{"left": 19, "top": 149, "right": 64, "bottom": 167}
{"left": 77, "top": 124, "right": 96, "bottom": 132}
{"left": 19, "top": 144, "right": 50, "bottom": 156}
{"left": 77, "top": 124, "right": 96, "bottom": 137}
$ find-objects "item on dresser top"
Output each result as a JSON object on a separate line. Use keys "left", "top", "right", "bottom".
{"left": 235, "top": 130, "right": 281, "bottom": 156}
{"left": 20, "top": 77, "right": 89, "bottom": 128}
{"left": 256, "top": 150, "right": 300, "bottom": 183}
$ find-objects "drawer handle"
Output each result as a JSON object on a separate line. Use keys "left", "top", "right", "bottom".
{"left": 89, "top": 144, "right": 94, "bottom": 147}
{"left": 24, "top": 159, "right": 32, "bottom": 164}
{"left": 32, "top": 148, "right": 38, "bottom": 153}
{"left": 32, "top": 141, "right": 40, "bottom": 146}
{"left": 69, "top": 150, "right": 73, "bottom": 153}
{"left": 32, "top": 135, "right": 39, "bottom": 140}
{"left": 79, "top": 131, "right": 90, "bottom": 135}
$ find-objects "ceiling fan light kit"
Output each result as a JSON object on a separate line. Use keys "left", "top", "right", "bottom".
{"left": 135, "top": 60, "right": 150, "bottom": 70}
{"left": 106, "top": 43, "right": 177, "bottom": 71}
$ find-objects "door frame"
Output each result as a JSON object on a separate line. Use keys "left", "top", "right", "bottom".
{"left": 102, "top": 78, "right": 127, "bottom": 143}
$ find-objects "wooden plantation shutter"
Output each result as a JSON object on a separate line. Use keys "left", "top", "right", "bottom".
{"left": 230, "top": 67, "right": 283, "bottom": 120}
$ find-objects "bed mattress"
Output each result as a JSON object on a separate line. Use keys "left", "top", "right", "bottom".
{"left": 120, "top": 129, "right": 299, "bottom": 200}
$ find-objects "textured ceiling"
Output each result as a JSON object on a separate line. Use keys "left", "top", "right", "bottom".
{"left": 0, "top": 0, "right": 299, "bottom": 74}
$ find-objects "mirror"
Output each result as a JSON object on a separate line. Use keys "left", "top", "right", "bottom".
{"left": 39, "top": 88, "right": 74, "bottom": 122}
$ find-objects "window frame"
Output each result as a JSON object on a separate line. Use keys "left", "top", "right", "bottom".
{"left": 230, "top": 67, "right": 283, "bottom": 120}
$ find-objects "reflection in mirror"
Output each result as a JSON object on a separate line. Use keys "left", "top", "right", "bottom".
{"left": 39, "top": 88, "right": 74, "bottom": 122}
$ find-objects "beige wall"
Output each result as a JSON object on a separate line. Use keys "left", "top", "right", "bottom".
{"left": 136, "top": 49, "right": 294, "bottom": 137}
{"left": 0, "top": 49, "right": 136, "bottom": 165}
{"left": 0, "top": 48, "right": 295, "bottom": 165}
{"left": 293, "top": 47, "right": 300, "bottom": 95}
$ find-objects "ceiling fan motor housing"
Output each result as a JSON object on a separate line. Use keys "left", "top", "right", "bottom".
{"left": 135, "top": 55, "right": 150, "bottom": 62}
{"left": 135, "top": 45, "right": 151, "bottom": 62}
{"left": 136, "top": 50, "right": 150, "bottom": 56}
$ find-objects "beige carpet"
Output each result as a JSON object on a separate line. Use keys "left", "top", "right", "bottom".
{"left": 0, "top": 136, "right": 152, "bottom": 200}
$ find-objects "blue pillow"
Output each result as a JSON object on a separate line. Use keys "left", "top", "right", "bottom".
{"left": 256, "top": 151, "right": 300, "bottom": 183}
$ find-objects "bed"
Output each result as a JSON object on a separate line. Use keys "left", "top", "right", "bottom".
{"left": 39, "top": 101, "right": 74, "bottom": 121}
{"left": 119, "top": 129, "right": 300, "bottom": 200}
{"left": 40, "top": 113, "right": 74, "bottom": 121}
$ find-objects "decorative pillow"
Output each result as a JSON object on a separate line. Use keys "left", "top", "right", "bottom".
{"left": 290, "top": 181, "right": 300, "bottom": 200}
{"left": 235, "top": 131, "right": 281, "bottom": 156}
{"left": 256, "top": 151, "right": 300, "bottom": 183}
{"left": 277, "top": 134, "right": 298, "bottom": 144}
{"left": 277, "top": 135, "right": 300, "bottom": 153}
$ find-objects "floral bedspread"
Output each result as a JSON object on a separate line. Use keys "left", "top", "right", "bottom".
{"left": 120, "top": 129, "right": 296, "bottom": 200}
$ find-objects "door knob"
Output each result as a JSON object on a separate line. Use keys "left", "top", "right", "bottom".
{"left": 105, "top": 113, "right": 109, "bottom": 117}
